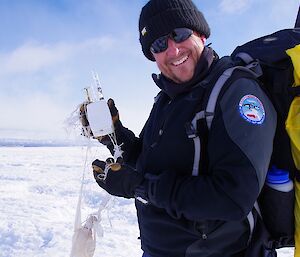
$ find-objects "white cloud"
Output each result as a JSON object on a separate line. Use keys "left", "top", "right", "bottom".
{"left": 0, "top": 36, "right": 116, "bottom": 75}
{"left": 268, "top": 0, "right": 300, "bottom": 28}
{"left": 219, "top": 0, "right": 253, "bottom": 14}
{"left": 1, "top": 92, "right": 75, "bottom": 139}
{"left": 2, "top": 42, "right": 70, "bottom": 73}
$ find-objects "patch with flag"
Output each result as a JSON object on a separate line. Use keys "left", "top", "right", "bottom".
{"left": 239, "top": 95, "right": 265, "bottom": 124}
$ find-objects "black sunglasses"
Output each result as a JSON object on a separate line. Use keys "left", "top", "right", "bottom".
{"left": 150, "top": 28, "right": 193, "bottom": 54}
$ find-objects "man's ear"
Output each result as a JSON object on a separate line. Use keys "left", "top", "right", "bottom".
{"left": 199, "top": 35, "right": 207, "bottom": 44}
{"left": 194, "top": 32, "right": 207, "bottom": 44}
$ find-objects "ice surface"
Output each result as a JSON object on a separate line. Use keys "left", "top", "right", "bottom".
{"left": 0, "top": 146, "right": 142, "bottom": 257}
{"left": 0, "top": 146, "right": 294, "bottom": 257}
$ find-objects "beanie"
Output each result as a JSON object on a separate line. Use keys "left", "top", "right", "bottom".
{"left": 139, "top": 0, "right": 211, "bottom": 61}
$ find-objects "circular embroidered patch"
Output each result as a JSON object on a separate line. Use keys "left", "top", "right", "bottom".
{"left": 239, "top": 95, "right": 265, "bottom": 124}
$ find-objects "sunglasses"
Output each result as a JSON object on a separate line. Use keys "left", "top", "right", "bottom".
{"left": 150, "top": 28, "right": 193, "bottom": 54}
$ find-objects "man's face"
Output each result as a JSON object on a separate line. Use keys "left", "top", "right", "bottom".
{"left": 152, "top": 32, "right": 206, "bottom": 84}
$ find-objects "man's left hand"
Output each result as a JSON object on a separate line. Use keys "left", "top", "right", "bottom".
{"left": 92, "top": 158, "right": 144, "bottom": 198}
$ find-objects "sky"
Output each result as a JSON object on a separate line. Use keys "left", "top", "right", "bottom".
{"left": 0, "top": 0, "right": 299, "bottom": 140}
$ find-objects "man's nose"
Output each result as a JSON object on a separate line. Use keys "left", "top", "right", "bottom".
{"left": 166, "top": 38, "right": 180, "bottom": 57}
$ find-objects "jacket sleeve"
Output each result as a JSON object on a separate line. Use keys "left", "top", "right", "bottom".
{"left": 146, "top": 78, "right": 277, "bottom": 221}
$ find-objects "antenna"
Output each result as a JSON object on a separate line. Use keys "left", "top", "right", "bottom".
{"left": 92, "top": 71, "right": 104, "bottom": 100}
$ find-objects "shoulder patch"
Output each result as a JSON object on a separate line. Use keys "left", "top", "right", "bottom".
{"left": 239, "top": 95, "right": 265, "bottom": 124}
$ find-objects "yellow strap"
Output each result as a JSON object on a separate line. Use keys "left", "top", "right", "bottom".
{"left": 286, "top": 44, "right": 300, "bottom": 170}
{"left": 286, "top": 44, "right": 300, "bottom": 86}
{"left": 287, "top": 45, "right": 300, "bottom": 257}
{"left": 286, "top": 97, "right": 300, "bottom": 170}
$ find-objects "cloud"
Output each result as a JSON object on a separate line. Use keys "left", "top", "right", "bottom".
{"left": 268, "top": 0, "right": 300, "bottom": 28}
{"left": 219, "top": 0, "right": 253, "bottom": 14}
{"left": 0, "top": 36, "right": 116, "bottom": 75}
{"left": 1, "top": 92, "right": 71, "bottom": 138}
{"left": 2, "top": 42, "right": 70, "bottom": 73}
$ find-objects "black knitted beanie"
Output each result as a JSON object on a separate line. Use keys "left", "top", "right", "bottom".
{"left": 139, "top": 0, "right": 210, "bottom": 61}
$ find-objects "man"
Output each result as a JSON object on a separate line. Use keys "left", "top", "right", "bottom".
{"left": 91, "top": 0, "right": 277, "bottom": 256}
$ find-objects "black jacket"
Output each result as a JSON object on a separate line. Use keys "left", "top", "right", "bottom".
{"left": 112, "top": 56, "right": 277, "bottom": 257}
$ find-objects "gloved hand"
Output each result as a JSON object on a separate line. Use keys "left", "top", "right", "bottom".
{"left": 107, "top": 98, "right": 119, "bottom": 125}
{"left": 92, "top": 157, "right": 143, "bottom": 198}
{"left": 79, "top": 103, "right": 93, "bottom": 138}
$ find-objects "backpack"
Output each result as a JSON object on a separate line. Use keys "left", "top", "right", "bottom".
{"left": 191, "top": 28, "right": 300, "bottom": 255}
{"left": 231, "top": 29, "right": 300, "bottom": 254}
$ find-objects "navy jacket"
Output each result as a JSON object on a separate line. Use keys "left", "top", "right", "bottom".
{"left": 112, "top": 57, "right": 277, "bottom": 257}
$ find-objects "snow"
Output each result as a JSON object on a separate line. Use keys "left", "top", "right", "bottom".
{"left": 0, "top": 146, "right": 141, "bottom": 257}
{"left": 0, "top": 146, "right": 294, "bottom": 257}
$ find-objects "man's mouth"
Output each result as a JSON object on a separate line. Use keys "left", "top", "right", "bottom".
{"left": 171, "top": 55, "right": 189, "bottom": 66}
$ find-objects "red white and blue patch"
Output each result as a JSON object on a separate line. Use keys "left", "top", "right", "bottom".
{"left": 239, "top": 95, "right": 265, "bottom": 125}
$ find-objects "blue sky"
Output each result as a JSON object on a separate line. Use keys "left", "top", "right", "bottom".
{"left": 0, "top": 0, "right": 299, "bottom": 140}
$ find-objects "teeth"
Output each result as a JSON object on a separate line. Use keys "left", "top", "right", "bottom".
{"left": 172, "top": 55, "right": 188, "bottom": 66}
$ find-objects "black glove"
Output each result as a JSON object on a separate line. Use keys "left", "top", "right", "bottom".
{"left": 107, "top": 98, "right": 119, "bottom": 124}
{"left": 79, "top": 103, "right": 93, "bottom": 138}
{"left": 92, "top": 158, "right": 143, "bottom": 198}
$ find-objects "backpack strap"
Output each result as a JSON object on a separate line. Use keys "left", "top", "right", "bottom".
{"left": 235, "top": 52, "right": 254, "bottom": 64}
{"left": 189, "top": 112, "right": 204, "bottom": 176}
{"left": 187, "top": 57, "right": 234, "bottom": 176}
{"left": 248, "top": 201, "right": 262, "bottom": 245}
{"left": 187, "top": 59, "right": 262, "bottom": 176}
{"left": 206, "top": 59, "right": 263, "bottom": 130}
{"left": 247, "top": 208, "right": 255, "bottom": 245}
{"left": 204, "top": 62, "right": 264, "bottom": 245}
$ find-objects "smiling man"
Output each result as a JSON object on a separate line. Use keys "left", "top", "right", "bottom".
{"left": 91, "top": 0, "right": 277, "bottom": 256}
{"left": 150, "top": 29, "right": 206, "bottom": 83}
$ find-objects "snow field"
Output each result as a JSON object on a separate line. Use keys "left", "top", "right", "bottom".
{"left": 0, "top": 146, "right": 294, "bottom": 257}
{"left": 0, "top": 146, "right": 142, "bottom": 257}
